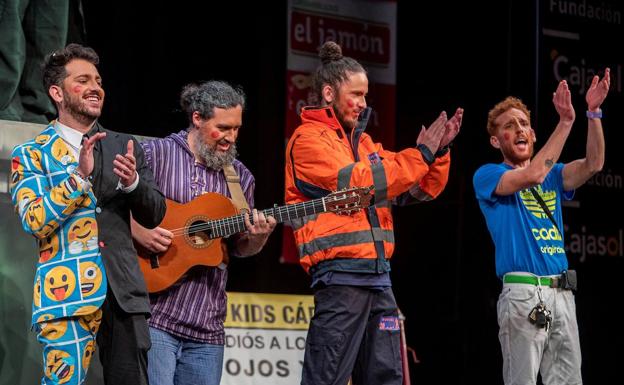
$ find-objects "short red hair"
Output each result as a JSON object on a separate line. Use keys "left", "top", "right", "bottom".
{"left": 486, "top": 97, "right": 531, "bottom": 136}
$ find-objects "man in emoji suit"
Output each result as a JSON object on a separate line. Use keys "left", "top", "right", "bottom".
{"left": 10, "top": 43, "right": 165, "bottom": 385}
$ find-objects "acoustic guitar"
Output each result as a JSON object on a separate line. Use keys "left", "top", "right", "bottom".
{"left": 136, "top": 186, "right": 373, "bottom": 293}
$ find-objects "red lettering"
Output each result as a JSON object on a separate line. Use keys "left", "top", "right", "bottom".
{"left": 290, "top": 11, "right": 390, "bottom": 65}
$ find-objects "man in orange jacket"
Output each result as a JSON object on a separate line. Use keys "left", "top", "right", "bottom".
{"left": 285, "top": 41, "right": 463, "bottom": 385}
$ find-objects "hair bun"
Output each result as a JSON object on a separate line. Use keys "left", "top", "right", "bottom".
{"left": 319, "top": 41, "right": 343, "bottom": 64}
{"left": 180, "top": 83, "right": 200, "bottom": 111}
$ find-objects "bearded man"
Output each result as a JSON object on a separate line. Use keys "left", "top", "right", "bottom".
{"left": 131, "top": 80, "right": 276, "bottom": 385}
{"left": 10, "top": 43, "right": 165, "bottom": 385}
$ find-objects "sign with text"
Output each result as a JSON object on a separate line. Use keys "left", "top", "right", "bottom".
{"left": 538, "top": 0, "right": 624, "bottom": 264}
{"left": 222, "top": 292, "right": 314, "bottom": 385}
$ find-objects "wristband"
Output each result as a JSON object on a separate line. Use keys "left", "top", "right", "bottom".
{"left": 435, "top": 145, "right": 450, "bottom": 158}
{"left": 416, "top": 144, "right": 435, "bottom": 165}
{"left": 586, "top": 109, "right": 602, "bottom": 119}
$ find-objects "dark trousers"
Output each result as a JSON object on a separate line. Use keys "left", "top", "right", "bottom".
{"left": 97, "top": 291, "right": 151, "bottom": 385}
{"left": 301, "top": 285, "right": 403, "bottom": 385}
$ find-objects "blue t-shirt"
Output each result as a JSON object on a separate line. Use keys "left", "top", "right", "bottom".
{"left": 473, "top": 162, "right": 574, "bottom": 278}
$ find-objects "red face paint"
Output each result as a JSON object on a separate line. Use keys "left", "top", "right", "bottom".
{"left": 503, "top": 133, "right": 510, "bottom": 141}
{"left": 210, "top": 131, "right": 220, "bottom": 139}
{"left": 346, "top": 100, "right": 355, "bottom": 108}
{"left": 72, "top": 86, "right": 83, "bottom": 94}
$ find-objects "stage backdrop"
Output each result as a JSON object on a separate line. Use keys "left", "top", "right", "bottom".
{"left": 536, "top": 0, "right": 623, "bottom": 263}
{"left": 282, "top": 0, "right": 398, "bottom": 263}
{"left": 536, "top": 0, "right": 624, "bottom": 377}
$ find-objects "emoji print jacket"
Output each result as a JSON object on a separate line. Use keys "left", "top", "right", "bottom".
{"left": 10, "top": 123, "right": 107, "bottom": 326}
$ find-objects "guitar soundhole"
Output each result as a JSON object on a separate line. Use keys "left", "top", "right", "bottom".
{"left": 185, "top": 219, "right": 213, "bottom": 249}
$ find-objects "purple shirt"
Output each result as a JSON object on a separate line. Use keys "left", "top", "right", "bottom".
{"left": 141, "top": 130, "right": 255, "bottom": 344}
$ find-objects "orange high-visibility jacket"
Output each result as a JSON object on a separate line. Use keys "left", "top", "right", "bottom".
{"left": 285, "top": 106, "right": 451, "bottom": 275}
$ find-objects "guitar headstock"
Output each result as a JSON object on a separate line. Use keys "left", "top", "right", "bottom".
{"left": 325, "top": 186, "right": 374, "bottom": 215}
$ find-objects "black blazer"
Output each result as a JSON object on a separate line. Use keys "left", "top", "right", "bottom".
{"left": 90, "top": 122, "right": 166, "bottom": 314}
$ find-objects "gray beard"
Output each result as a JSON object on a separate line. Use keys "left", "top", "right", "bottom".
{"left": 192, "top": 138, "right": 237, "bottom": 171}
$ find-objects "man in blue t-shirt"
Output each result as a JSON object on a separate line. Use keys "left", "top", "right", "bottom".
{"left": 473, "top": 69, "right": 610, "bottom": 385}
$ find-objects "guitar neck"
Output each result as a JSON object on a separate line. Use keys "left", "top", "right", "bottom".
{"left": 208, "top": 197, "right": 328, "bottom": 239}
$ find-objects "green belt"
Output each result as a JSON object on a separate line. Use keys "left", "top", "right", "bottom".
{"left": 503, "top": 274, "right": 554, "bottom": 286}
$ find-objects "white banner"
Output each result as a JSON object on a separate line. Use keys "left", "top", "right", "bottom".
{"left": 222, "top": 292, "right": 314, "bottom": 385}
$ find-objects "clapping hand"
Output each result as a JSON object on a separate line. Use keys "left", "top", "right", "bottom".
{"left": 586, "top": 68, "right": 610, "bottom": 112}
{"left": 416, "top": 111, "right": 448, "bottom": 154}
{"left": 553, "top": 80, "right": 575, "bottom": 123}
{"left": 440, "top": 107, "right": 464, "bottom": 148}
{"left": 77, "top": 132, "right": 106, "bottom": 179}
{"left": 113, "top": 140, "right": 137, "bottom": 187}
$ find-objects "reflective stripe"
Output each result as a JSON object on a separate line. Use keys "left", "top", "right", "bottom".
{"left": 298, "top": 229, "right": 394, "bottom": 259}
{"left": 371, "top": 162, "right": 387, "bottom": 203}
{"left": 408, "top": 185, "right": 433, "bottom": 202}
{"left": 367, "top": 206, "right": 386, "bottom": 260}
{"left": 337, "top": 163, "right": 355, "bottom": 190}
{"left": 289, "top": 214, "right": 318, "bottom": 231}
{"left": 371, "top": 227, "right": 388, "bottom": 242}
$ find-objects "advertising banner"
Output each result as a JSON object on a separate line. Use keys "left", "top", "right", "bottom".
{"left": 222, "top": 292, "right": 314, "bottom": 385}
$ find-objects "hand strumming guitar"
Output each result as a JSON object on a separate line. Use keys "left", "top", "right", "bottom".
{"left": 131, "top": 219, "right": 173, "bottom": 253}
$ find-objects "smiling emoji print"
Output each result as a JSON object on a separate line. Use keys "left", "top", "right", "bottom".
{"left": 51, "top": 138, "right": 74, "bottom": 164}
{"left": 24, "top": 146, "right": 44, "bottom": 171}
{"left": 78, "top": 308, "right": 102, "bottom": 333}
{"left": 45, "top": 349, "right": 75, "bottom": 384}
{"left": 35, "top": 134, "right": 50, "bottom": 145}
{"left": 44, "top": 266, "right": 76, "bottom": 302}
{"left": 16, "top": 187, "right": 37, "bottom": 213}
{"left": 79, "top": 261, "right": 103, "bottom": 298}
{"left": 39, "top": 319, "right": 69, "bottom": 341}
{"left": 82, "top": 340, "right": 96, "bottom": 370}
{"left": 50, "top": 176, "right": 79, "bottom": 206}
{"left": 25, "top": 197, "right": 46, "bottom": 230}
{"left": 68, "top": 217, "right": 98, "bottom": 254}
{"left": 39, "top": 234, "right": 60, "bottom": 263}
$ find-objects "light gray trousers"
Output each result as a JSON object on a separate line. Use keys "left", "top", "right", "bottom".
{"left": 497, "top": 274, "right": 582, "bottom": 385}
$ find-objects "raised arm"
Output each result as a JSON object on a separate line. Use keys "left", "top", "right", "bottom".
{"left": 289, "top": 131, "right": 430, "bottom": 204}
{"left": 562, "top": 68, "right": 610, "bottom": 190}
{"left": 495, "top": 81, "right": 575, "bottom": 195}
{"left": 10, "top": 134, "right": 105, "bottom": 238}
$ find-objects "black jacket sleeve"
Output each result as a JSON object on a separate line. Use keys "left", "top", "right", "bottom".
{"left": 126, "top": 136, "right": 166, "bottom": 229}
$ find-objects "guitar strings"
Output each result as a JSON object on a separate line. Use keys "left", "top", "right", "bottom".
{"left": 166, "top": 204, "right": 321, "bottom": 237}
{"left": 163, "top": 194, "right": 360, "bottom": 237}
